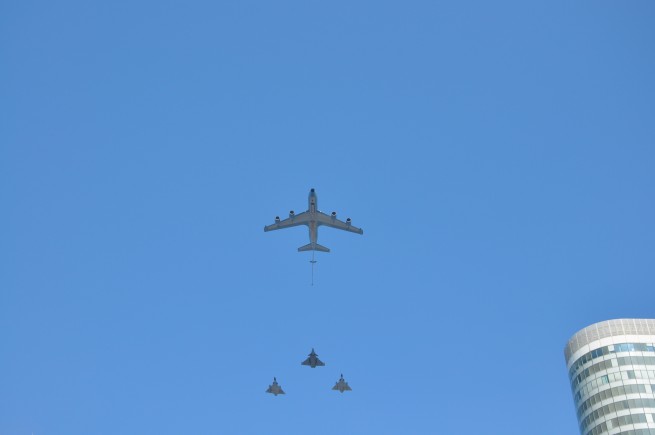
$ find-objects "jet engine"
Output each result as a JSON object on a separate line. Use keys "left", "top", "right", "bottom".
{"left": 331, "top": 211, "right": 337, "bottom": 217}
{"left": 275, "top": 216, "right": 280, "bottom": 222}
{"left": 346, "top": 218, "right": 352, "bottom": 225}
{"left": 289, "top": 210, "right": 295, "bottom": 217}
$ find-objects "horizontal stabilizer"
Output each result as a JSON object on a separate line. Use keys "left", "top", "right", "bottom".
{"left": 298, "top": 243, "right": 330, "bottom": 253}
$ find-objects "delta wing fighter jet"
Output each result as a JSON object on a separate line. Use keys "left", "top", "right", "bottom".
{"left": 301, "top": 348, "right": 325, "bottom": 368}
{"left": 264, "top": 189, "right": 363, "bottom": 253}
{"left": 266, "top": 377, "right": 285, "bottom": 396}
{"left": 332, "top": 374, "right": 352, "bottom": 393}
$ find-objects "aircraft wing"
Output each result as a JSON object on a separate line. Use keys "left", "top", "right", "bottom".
{"left": 266, "top": 386, "right": 285, "bottom": 394}
{"left": 264, "top": 212, "right": 310, "bottom": 232}
{"left": 332, "top": 383, "right": 351, "bottom": 391}
{"left": 315, "top": 359, "right": 325, "bottom": 366}
{"left": 315, "top": 212, "right": 364, "bottom": 235}
{"left": 301, "top": 358, "right": 311, "bottom": 366}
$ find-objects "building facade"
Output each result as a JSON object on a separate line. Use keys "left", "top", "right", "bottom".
{"left": 565, "top": 319, "right": 655, "bottom": 435}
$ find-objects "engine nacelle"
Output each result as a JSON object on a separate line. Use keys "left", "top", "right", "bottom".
{"left": 346, "top": 218, "right": 352, "bottom": 225}
{"left": 275, "top": 216, "right": 280, "bottom": 222}
{"left": 331, "top": 211, "right": 337, "bottom": 217}
{"left": 289, "top": 210, "right": 295, "bottom": 217}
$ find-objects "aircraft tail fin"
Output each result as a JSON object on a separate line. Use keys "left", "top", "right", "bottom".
{"left": 298, "top": 243, "right": 330, "bottom": 253}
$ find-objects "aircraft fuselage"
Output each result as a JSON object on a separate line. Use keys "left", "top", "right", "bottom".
{"left": 308, "top": 189, "right": 318, "bottom": 246}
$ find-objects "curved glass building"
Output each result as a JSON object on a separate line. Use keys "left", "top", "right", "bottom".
{"left": 565, "top": 319, "right": 655, "bottom": 435}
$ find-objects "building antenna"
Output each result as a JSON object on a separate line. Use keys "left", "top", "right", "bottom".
{"left": 310, "top": 250, "right": 317, "bottom": 286}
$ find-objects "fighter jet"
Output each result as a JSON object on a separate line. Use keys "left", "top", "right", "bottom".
{"left": 266, "top": 377, "right": 285, "bottom": 396}
{"left": 301, "top": 348, "right": 325, "bottom": 368}
{"left": 332, "top": 374, "right": 352, "bottom": 393}
{"left": 264, "top": 189, "right": 363, "bottom": 253}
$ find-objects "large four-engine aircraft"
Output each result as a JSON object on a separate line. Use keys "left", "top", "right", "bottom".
{"left": 264, "top": 188, "right": 363, "bottom": 253}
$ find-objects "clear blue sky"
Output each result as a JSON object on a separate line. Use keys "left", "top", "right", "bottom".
{"left": 2, "top": 1, "right": 654, "bottom": 434}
